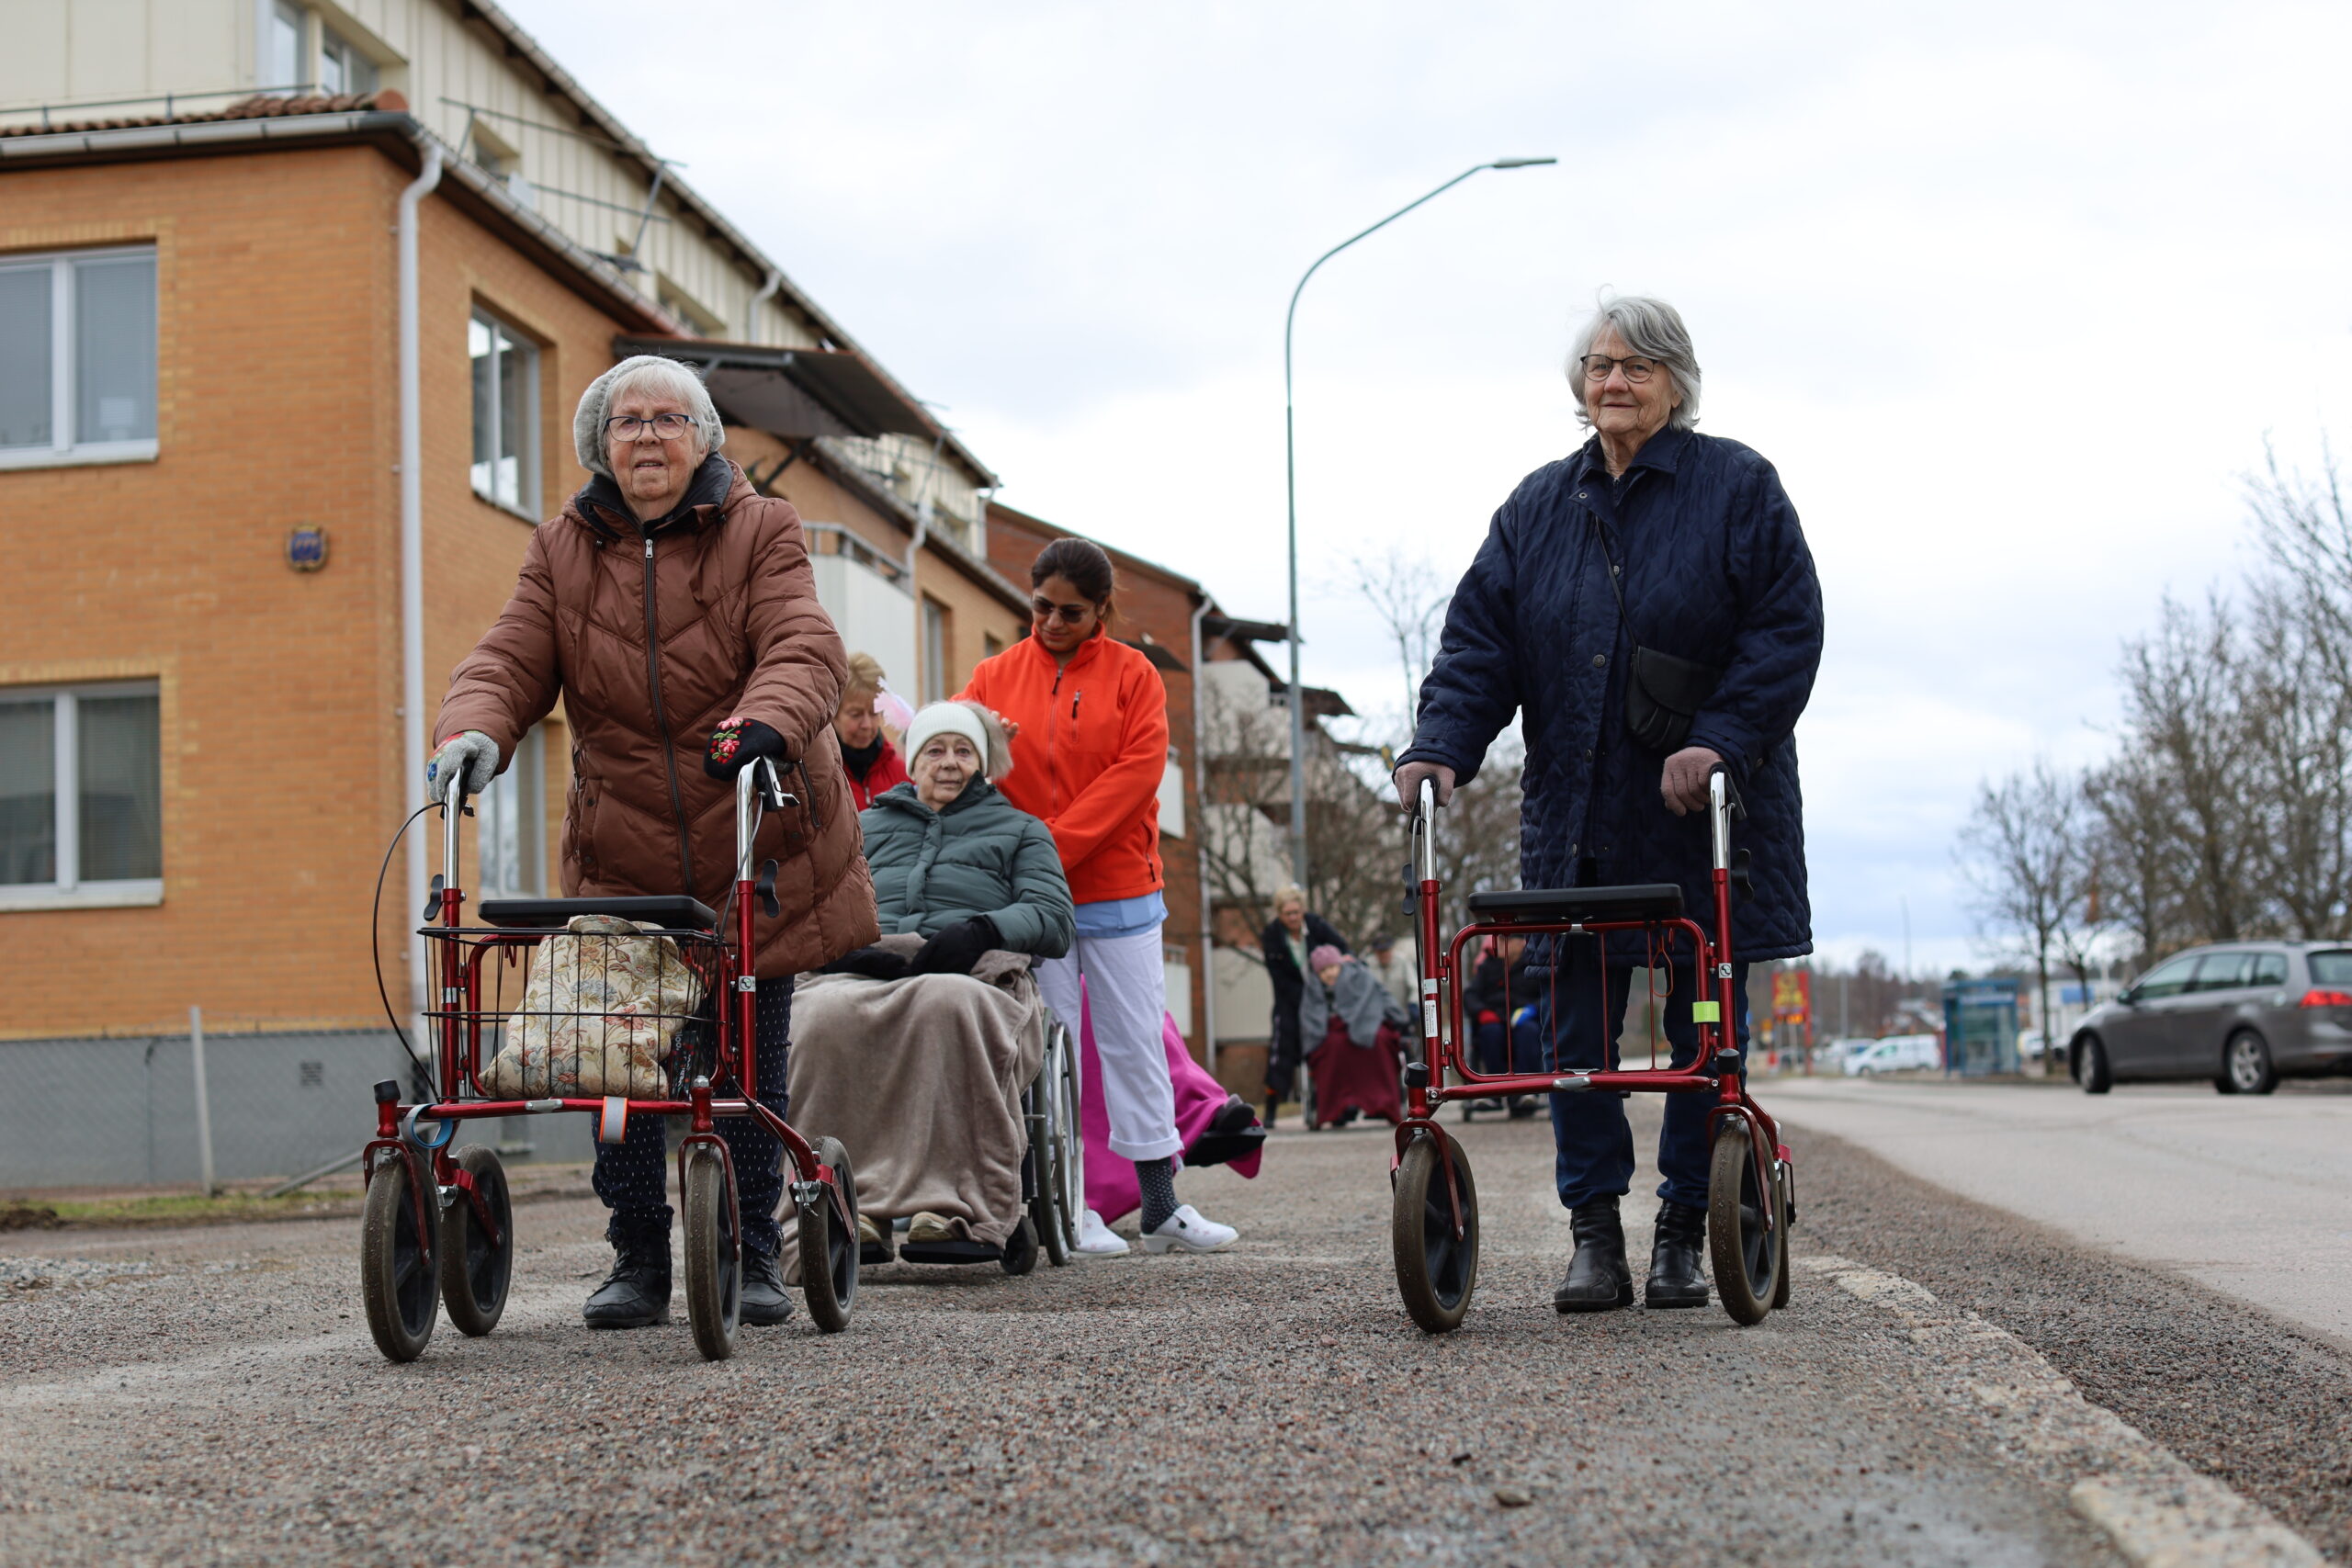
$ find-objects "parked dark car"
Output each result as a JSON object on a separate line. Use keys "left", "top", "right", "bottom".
{"left": 2069, "top": 943, "right": 2352, "bottom": 1094}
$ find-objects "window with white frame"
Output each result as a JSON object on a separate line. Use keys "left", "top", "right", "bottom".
{"left": 320, "top": 25, "right": 379, "bottom": 95}
{"left": 921, "top": 597, "right": 950, "bottom": 703}
{"left": 470, "top": 310, "right": 539, "bottom": 514}
{"left": 475, "top": 728, "right": 545, "bottom": 897}
{"left": 0, "top": 683, "right": 163, "bottom": 908}
{"left": 0, "top": 247, "right": 159, "bottom": 468}
{"left": 268, "top": 3, "right": 379, "bottom": 96}
{"left": 267, "top": 2, "right": 303, "bottom": 90}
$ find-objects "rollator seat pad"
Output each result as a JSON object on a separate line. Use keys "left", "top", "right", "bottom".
{"left": 1465, "top": 884, "right": 1685, "bottom": 925}
{"left": 476, "top": 895, "right": 718, "bottom": 931}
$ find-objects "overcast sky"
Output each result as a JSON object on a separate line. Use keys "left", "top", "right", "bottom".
{"left": 511, "top": 0, "right": 2352, "bottom": 976}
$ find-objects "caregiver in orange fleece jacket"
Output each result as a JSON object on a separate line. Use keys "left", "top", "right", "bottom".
{"left": 960, "top": 537, "right": 1238, "bottom": 1257}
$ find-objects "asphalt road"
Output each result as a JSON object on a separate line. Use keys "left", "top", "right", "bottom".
{"left": 1767, "top": 1074, "right": 2352, "bottom": 1350}
{"left": 0, "top": 1102, "right": 2311, "bottom": 1566}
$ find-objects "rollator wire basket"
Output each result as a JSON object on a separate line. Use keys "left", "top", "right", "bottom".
{"left": 428, "top": 913, "right": 728, "bottom": 1100}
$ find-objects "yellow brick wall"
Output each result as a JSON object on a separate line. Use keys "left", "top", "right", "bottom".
{"left": 0, "top": 141, "right": 626, "bottom": 1038}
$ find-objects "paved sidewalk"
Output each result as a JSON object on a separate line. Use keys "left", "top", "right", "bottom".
{"left": 1766, "top": 1075, "right": 2352, "bottom": 1349}
{"left": 0, "top": 1107, "right": 2253, "bottom": 1565}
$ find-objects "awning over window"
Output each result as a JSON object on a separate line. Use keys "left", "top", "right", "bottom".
{"left": 611, "top": 335, "right": 937, "bottom": 442}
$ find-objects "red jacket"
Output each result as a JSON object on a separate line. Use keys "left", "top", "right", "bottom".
{"left": 960, "top": 629, "right": 1166, "bottom": 905}
{"left": 843, "top": 737, "right": 910, "bottom": 811}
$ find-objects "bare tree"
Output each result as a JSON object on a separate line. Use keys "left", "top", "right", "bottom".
{"left": 1350, "top": 546, "right": 1451, "bottom": 733}
{"left": 2117, "top": 595, "right": 2263, "bottom": 943}
{"left": 1958, "top": 760, "right": 2090, "bottom": 1059}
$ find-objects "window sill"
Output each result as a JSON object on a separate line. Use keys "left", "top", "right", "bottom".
{"left": 0, "top": 440, "right": 160, "bottom": 473}
{"left": 0, "top": 880, "right": 164, "bottom": 912}
{"left": 471, "top": 485, "right": 544, "bottom": 525}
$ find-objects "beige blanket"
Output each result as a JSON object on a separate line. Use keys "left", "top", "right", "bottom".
{"left": 780, "top": 935, "right": 1045, "bottom": 1258}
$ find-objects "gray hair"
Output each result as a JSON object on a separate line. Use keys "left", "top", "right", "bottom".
{"left": 1566, "top": 295, "right": 1702, "bottom": 431}
{"left": 572, "top": 354, "right": 728, "bottom": 476}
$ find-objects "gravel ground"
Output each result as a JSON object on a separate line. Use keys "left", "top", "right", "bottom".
{"left": 1795, "top": 1119, "right": 2352, "bottom": 1564}
{"left": 0, "top": 1105, "right": 2148, "bottom": 1566}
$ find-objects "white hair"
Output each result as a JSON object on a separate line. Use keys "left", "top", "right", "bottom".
{"left": 1566, "top": 295, "right": 1702, "bottom": 432}
{"left": 572, "top": 354, "right": 727, "bottom": 476}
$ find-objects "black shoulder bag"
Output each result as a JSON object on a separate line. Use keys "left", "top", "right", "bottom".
{"left": 1594, "top": 518, "right": 1724, "bottom": 755}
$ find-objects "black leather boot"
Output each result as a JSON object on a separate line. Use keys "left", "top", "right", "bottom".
{"left": 741, "top": 1247, "right": 795, "bottom": 1326}
{"left": 1645, "top": 1200, "right": 1710, "bottom": 1308}
{"left": 583, "top": 1220, "right": 671, "bottom": 1328}
{"left": 1552, "top": 1195, "right": 1634, "bottom": 1313}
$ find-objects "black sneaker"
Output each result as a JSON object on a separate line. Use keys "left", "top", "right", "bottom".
{"left": 741, "top": 1248, "right": 795, "bottom": 1326}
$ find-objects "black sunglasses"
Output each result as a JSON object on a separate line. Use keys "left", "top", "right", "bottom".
{"left": 1031, "top": 595, "right": 1093, "bottom": 625}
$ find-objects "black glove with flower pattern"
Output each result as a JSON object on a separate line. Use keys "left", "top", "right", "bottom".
{"left": 704, "top": 715, "right": 788, "bottom": 781}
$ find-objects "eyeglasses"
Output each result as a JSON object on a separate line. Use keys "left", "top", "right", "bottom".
{"left": 1031, "top": 595, "right": 1092, "bottom": 624}
{"left": 605, "top": 412, "right": 695, "bottom": 440}
{"left": 1577, "top": 355, "right": 1661, "bottom": 384}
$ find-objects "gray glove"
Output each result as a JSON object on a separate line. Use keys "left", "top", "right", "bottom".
{"left": 426, "top": 730, "right": 500, "bottom": 799}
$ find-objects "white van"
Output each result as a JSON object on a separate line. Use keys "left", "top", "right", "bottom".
{"left": 1842, "top": 1034, "right": 1942, "bottom": 1077}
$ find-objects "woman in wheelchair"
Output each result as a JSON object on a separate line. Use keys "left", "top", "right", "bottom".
{"left": 785, "top": 701, "right": 1075, "bottom": 1266}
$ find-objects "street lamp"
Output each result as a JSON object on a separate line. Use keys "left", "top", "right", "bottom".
{"left": 1281, "top": 157, "right": 1556, "bottom": 886}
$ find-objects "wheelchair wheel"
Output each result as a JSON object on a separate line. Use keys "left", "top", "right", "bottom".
{"left": 360, "top": 1152, "right": 437, "bottom": 1362}
{"left": 437, "top": 1145, "right": 513, "bottom": 1337}
{"left": 797, "top": 1135, "right": 858, "bottom": 1333}
{"left": 1001, "top": 1214, "right": 1039, "bottom": 1276}
{"left": 1035, "top": 1024, "right": 1081, "bottom": 1267}
{"left": 1392, "top": 1133, "right": 1479, "bottom": 1334}
{"left": 1708, "top": 1122, "right": 1782, "bottom": 1325}
{"left": 682, "top": 1145, "right": 741, "bottom": 1361}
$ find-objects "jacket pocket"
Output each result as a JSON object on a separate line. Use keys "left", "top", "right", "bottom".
{"left": 569, "top": 770, "right": 602, "bottom": 881}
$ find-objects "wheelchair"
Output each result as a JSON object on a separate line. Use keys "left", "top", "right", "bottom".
{"left": 884, "top": 1012, "right": 1083, "bottom": 1274}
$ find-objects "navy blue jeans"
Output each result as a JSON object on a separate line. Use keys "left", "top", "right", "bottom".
{"left": 1474, "top": 1014, "right": 1545, "bottom": 1078}
{"left": 1540, "top": 939, "right": 1748, "bottom": 1212}
{"left": 592, "top": 979, "right": 792, "bottom": 1260}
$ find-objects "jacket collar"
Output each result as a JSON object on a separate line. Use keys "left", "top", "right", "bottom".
{"left": 874, "top": 775, "right": 998, "bottom": 819}
{"left": 1569, "top": 423, "right": 1692, "bottom": 484}
{"left": 1017, "top": 623, "right": 1109, "bottom": 677}
{"left": 574, "top": 452, "right": 737, "bottom": 541}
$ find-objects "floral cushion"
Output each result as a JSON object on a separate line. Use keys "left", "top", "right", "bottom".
{"left": 482, "top": 915, "right": 706, "bottom": 1098}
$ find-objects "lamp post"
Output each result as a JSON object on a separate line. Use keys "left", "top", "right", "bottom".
{"left": 1281, "top": 157, "right": 1555, "bottom": 887}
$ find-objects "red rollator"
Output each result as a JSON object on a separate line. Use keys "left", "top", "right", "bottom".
{"left": 1390, "top": 767, "right": 1793, "bottom": 1332}
{"left": 358, "top": 758, "right": 859, "bottom": 1363}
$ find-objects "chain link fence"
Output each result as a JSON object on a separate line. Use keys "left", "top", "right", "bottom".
{"left": 0, "top": 1024, "right": 550, "bottom": 1192}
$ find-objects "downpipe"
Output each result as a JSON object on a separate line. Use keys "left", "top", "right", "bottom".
{"left": 398, "top": 140, "right": 444, "bottom": 1043}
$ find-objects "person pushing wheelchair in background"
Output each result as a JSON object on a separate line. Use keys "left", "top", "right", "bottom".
{"left": 1393, "top": 296, "right": 1823, "bottom": 1314}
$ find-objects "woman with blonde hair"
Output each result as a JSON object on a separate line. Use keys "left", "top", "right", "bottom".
{"left": 834, "top": 651, "right": 910, "bottom": 810}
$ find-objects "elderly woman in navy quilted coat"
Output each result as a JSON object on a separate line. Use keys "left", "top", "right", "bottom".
{"left": 1394, "top": 296, "right": 1823, "bottom": 1317}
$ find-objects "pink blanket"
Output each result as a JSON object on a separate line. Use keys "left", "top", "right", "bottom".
{"left": 1078, "top": 984, "right": 1263, "bottom": 1224}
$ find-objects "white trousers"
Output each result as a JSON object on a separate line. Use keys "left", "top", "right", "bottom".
{"left": 1036, "top": 927, "right": 1182, "bottom": 1163}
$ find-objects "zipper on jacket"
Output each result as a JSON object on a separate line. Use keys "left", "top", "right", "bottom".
{"left": 1047, "top": 664, "right": 1065, "bottom": 817}
{"left": 642, "top": 532, "right": 695, "bottom": 893}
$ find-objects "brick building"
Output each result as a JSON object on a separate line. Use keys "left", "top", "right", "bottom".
{"left": 0, "top": 0, "right": 1025, "bottom": 1185}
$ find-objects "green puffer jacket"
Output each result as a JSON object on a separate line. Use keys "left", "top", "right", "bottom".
{"left": 859, "top": 779, "right": 1076, "bottom": 958}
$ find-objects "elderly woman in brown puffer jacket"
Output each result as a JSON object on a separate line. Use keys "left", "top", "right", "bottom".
{"left": 429, "top": 353, "right": 877, "bottom": 1334}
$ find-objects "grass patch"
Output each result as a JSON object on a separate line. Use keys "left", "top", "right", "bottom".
{"left": 32, "top": 1190, "right": 364, "bottom": 1229}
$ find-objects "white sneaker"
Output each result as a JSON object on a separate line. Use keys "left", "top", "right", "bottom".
{"left": 1141, "top": 1204, "right": 1238, "bottom": 1254}
{"left": 1075, "top": 1209, "right": 1130, "bottom": 1257}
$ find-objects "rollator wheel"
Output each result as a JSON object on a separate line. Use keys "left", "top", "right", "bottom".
{"left": 360, "top": 1152, "right": 437, "bottom": 1362}
{"left": 1708, "top": 1122, "right": 1781, "bottom": 1325}
{"left": 437, "top": 1145, "right": 514, "bottom": 1337}
{"left": 1770, "top": 1160, "right": 1793, "bottom": 1310}
{"left": 682, "top": 1145, "right": 741, "bottom": 1361}
{"left": 797, "top": 1135, "right": 858, "bottom": 1333}
{"left": 1391, "top": 1134, "right": 1480, "bottom": 1334}
{"left": 1000, "top": 1214, "right": 1039, "bottom": 1276}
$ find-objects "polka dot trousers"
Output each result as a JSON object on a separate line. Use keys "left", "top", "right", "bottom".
{"left": 591, "top": 979, "right": 793, "bottom": 1259}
